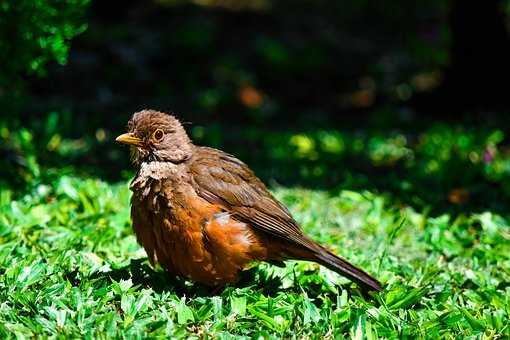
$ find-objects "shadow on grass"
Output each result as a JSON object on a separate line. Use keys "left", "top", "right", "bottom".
{"left": 88, "top": 259, "right": 188, "bottom": 295}
{"left": 87, "top": 258, "right": 284, "bottom": 298}
{"left": 87, "top": 258, "right": 377, "bottom": 301}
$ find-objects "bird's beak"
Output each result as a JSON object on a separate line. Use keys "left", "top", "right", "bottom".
{"left": 115, "top": 133, "right": 144, "bottom": 147}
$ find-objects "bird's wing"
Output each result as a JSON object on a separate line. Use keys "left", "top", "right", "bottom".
{"left": 189, "top": 147, "right": 383, "bottom": 292}
{"left": 190, "top": 147, "right": 319, "bottom": 252}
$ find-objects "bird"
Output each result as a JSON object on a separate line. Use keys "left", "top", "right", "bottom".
{"left": 116, "top": 109, "right": 382, "bottom": 292}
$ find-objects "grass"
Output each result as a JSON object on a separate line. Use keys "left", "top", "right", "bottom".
{"left": 1, "top": 175, "right": 509, "bottom": 338}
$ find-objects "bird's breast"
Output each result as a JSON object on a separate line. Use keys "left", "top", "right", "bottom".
{"left": 129, "top": 171, "right": 273, "bottom": 285}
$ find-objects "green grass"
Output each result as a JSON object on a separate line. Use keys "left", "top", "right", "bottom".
{"left": 1, "top": 176, "right": 509, "bottom": 338}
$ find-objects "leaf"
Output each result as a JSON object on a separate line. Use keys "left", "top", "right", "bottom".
{"left": 121, "top": 293, "right": 136, "bottom": 317}
{"left": 302, "top": 299, "right": 321, "bottom": 325}
{"left": 230, "top": 296, "right": 246, "bottom": 317}
{"left": 17, "top": 262, "right": 46, "bottom": 291}
{"left": 351, "top": 314, "right": 365, "bottom": 340}
{"left": 134, "top": 290, "right": 153, "bottom": 315}
{"left": 386, "top": 286, "right": 428, "bottom": 310}
{"left": 247, "top": 306, "right": 281, "bottom": 331}
{"left": 460, "top": 309, "right": 485, "bottom": 331}
{"left": 57, "top": 177, "right": 79, "bottom": 201}
{"left": 212, "top": 296, "right": 223, "bottom": 320}
{"left": 176, "top": 297, "right": 194, "bottom": 325}
{"left": 29, "top": 205, "right": 51, "bottom": 226}
{"left": 113, "top": 279, "right": 133, "bottom": 295}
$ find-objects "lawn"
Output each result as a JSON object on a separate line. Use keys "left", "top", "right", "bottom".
{"left": 1, "top": 168, "right": 509, "bottom": 338}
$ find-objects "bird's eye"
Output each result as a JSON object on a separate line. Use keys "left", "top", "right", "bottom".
{"left": 153, "top": 129, "right": 165, "bottom": 141}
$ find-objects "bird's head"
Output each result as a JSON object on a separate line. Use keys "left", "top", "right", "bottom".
{"left": 116, "top": 110, "right": 193, "bottom": 164}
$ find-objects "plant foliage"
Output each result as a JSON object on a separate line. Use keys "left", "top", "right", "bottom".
{"left": 0, "top": 0, "right": 89, "bottom": 91}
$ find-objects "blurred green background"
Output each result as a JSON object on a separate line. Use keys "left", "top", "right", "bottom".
{"left": 2, "top": 0, "right": 510, "bottom": 214}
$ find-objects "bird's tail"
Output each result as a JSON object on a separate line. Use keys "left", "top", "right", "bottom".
{"left": 288, "top": 242, "right": 383, "bottom": 291}
{"left": 313, "top": 246, "right": 382, "bottom": 291}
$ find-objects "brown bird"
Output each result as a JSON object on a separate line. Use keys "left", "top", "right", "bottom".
{"left": 116, "top": 110, "right": 382, "bottom": 291}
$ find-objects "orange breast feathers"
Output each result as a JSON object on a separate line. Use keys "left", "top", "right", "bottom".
{"left": 133, "top": 191, "right": 271, "bottom": 286}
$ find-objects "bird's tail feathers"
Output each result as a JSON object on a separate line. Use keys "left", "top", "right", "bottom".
{"left": 313, "top": 247, "right": 382, "bottom": 291}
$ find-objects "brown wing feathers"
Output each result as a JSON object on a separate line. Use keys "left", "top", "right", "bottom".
{"left": 191, "top": 147, "right": 382, "bottom": 291}
{"left": 191, "top": 148, "right": 314, "bottom": 247}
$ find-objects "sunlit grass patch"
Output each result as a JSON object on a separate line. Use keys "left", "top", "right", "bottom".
{"left": 0, "top": 176, "right": 508, "bottom": 338}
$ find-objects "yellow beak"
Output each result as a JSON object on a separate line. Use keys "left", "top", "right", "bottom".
{"left": 115, "top": 133, "right": 144, "bottom": 147}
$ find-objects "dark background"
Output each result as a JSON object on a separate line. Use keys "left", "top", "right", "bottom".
{"left": 2, "top": 0, "right": 510, "bottom": 215}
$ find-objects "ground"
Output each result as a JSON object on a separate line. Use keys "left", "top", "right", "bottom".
{"left": 1, "top": 168, "right": 508, "bottom": 338}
